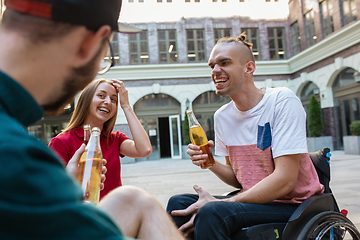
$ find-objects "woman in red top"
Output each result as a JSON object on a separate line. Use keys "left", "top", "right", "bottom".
{"left": 49, "top": 79, "right": 152, "bottom": 200}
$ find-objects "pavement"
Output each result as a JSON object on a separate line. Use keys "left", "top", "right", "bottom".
{"left": 121, "top": 151, "right": 360, "bottom": 231}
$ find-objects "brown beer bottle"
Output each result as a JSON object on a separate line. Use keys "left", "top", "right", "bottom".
{"left": 83, "top": 124, "right": 91, "bottom": 145}
{"left": 186, "top": 109, "right": 215, "bottom": 169}
{"left": 76, "top": 127, "right": 103, "bottom": 204}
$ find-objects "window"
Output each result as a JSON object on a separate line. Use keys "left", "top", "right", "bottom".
{"left": 243, "top": 28, "right": 261, "bottom": 61}
{"left": 158, "top": 30, "right": 178, "bottom": 63}
{"left": 193, "top": 91, "right": 231, "bottom": 141}
{"left": 268, "top": 27, "right": 286, "bottom": 60}
{"left": 111, "top": 33, "right": 120, "bottom": 65}
{"left": 129, "top": 31, "right": 149, "bottom": 64}
{"left": 222, "top": 0, "right": 227, "bottom": 2}
{"left": 135, "top": 94, "right": 179, "bottom": 108}
{"left": 186, "top": 29, "right": 206, "bottom": 62}
{"left": 333, "top": 67, "right": 357, "bottom": 89}
{"left": 300, "top": 82, "right": 319, "bottom": 98}
{"left": 195, "top": 0, "right": 200, "bottom": 2}
{"left": 290, "top": 21, "right": 301, "bottom": 55}
{"left": 340, "top": 0, "right": 357, "bottom": 26}
{"left": 320, "top": 0, "right": 334, "bottom": 38}
{"left": 185, "top": 0, "right": 190, "bottom": 2}
{"left": 157, "top": 0, "right": 162, "bottom": 2}
{"left": 214, "top": 28, "right": 232, "bottom": 44}
{"left": 304, "top": 10, "right": 317, "bottom": 47}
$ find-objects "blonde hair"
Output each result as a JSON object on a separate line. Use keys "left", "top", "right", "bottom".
{"left": 216, "top": 31, "right": 255, "bottom": 63}
{"left": 61, "top": 79, "right": 118, "bottom": 138}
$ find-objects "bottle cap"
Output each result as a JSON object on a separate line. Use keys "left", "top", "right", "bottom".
{"left": 83, "top": 124, "right": 91, "bottom": 130}
{"left": 186, "top": 109, "right": 193, "bottom": 114}
{"left": 91, "top": 127, "right": 101, "bottom": 133}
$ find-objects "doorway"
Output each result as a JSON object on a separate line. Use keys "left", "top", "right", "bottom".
{"left": 134, "top": 93, "right": 182, "bottom": 160}
{"left": 159, "top": 117, "right": 171, "bottom": 158}
{"left": 138, "top": 115, "right": 182, "bottom": 160}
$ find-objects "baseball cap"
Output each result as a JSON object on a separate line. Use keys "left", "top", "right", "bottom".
{"left": 4, "top": 0, "right": 141, "bottom": 33}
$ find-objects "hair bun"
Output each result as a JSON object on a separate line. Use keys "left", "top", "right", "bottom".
{"left": 237, "top": 32, "right": 247, "bottom": 42}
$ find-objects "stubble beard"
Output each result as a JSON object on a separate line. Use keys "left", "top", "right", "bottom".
{"left": 41, "top": 46, "right": 103, "bottom": 115}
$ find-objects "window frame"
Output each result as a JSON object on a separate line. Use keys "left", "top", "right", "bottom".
{"left": 214, "top": 28, "right": 232, "bottom": 44}
{"left": 304, "top": 10, "right": 317, "bottom": 47}
{"left": 242, "top": 28, "right": 261, "bottom": 61}
{"left": 158, "top": 29, "right": 178, "bottom": 64}
{"left": 186, "top": 29, "right": 206, "bottom": 63}
{"left": 129, "top": 30, "right": 149, "bottom": 65}
{"left": 320, "top": 0, "right": 334, "bottom": 38}
{"left": 290, "top": 21, "right": 301, "bottom": 55}
{"left": 340, "top": 0, "right": 357, "bottom": 26}
{"left": 111, "top": 33, "right": 120, "bottom": 66}
{"left": 268, "top": 27, "right": 286, "bottom": 60}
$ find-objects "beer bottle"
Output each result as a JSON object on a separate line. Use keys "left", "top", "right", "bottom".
{"left": 186, "top": 109, "right": 215, "bottom": 169}
{"left": 76, "top": 127, "right": 103, "bottom": 204}
{"left": 83, "top": 124, "right": 91, "bottom": 145}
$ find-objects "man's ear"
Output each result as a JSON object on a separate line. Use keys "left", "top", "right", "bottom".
{"left": 75, "top": 25, "right": 112, "bottom": 66}
{"left": 244, "top": 61, "right": 256, "bottom": 76}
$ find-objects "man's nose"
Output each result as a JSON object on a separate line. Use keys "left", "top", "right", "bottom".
{"left": 212, "top": 64, "right": 221, "bottom": 73}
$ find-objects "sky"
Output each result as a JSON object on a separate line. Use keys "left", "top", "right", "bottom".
{"left": 119, "top": 0, "right": 289, "bottom": 24}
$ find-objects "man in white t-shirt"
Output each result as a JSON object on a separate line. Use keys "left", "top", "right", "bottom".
{"left": 166, "top": 33, "right": 324, "bottom": 240}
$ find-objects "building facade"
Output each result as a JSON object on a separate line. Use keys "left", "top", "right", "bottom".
{"left": 28, "top": 0, "right": 360, "bottom": 160}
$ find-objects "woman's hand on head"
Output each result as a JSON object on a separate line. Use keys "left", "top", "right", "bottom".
{"left": 111, "top": 80, "right": 130, "bottom": 109}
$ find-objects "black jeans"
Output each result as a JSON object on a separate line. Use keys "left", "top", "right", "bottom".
{"left": 166, "top": 193, "right": 298, "bottom": 240}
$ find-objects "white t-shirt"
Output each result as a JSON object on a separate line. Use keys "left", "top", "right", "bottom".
{"left": 214, "top": 87, "right": 324, "bottom": 204}
{"left": 215, "top": 87, "right": 308, "bottom": 158}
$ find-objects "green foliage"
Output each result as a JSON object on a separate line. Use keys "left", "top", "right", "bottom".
{"left": 350, "top": 121, "right": 360, "bottom": 136}
{"left": 308, "top": 95, "right": 324, "bottom": 137}
{"left": 182, "top": 109, "right": 191, "bottom": 145}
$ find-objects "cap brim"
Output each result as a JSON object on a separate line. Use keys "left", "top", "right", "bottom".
{"left": 118, "top": 23, "right": 142, "bottom": 34}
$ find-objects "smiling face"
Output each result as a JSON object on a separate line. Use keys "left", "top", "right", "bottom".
{"left": 85, "top": 82, "right": 118, "bottom": 128}
{"left": 208, "top": 42, "right": 254, "bottom": 98}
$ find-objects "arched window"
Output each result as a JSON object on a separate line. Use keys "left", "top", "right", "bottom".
{"left": 299, "top": 81, "right": 320, "bottom": 138}
{"left": 332, "top": 67, "right": 360, "bottom": 149}
{"left": 135, "top": 93, "right": 179, "bottom": 109}
{"left": 193, "top": 91, "right": 231, "bottom": 143}
{"left": 300, "top": 81, "right": 319, "bottom": 99}
{"left": 193, "top": 91, "right": 231, "bottom": 105}
{"left": 333, "top": 67, "right": 357, "bottom": 90}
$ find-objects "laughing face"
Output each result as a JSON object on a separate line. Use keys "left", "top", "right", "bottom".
{"left": 86, "top": 82, "right": 118, "bottom": 128}
{"left": 208, "top": 42, "right": 250, "bottom": 98}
